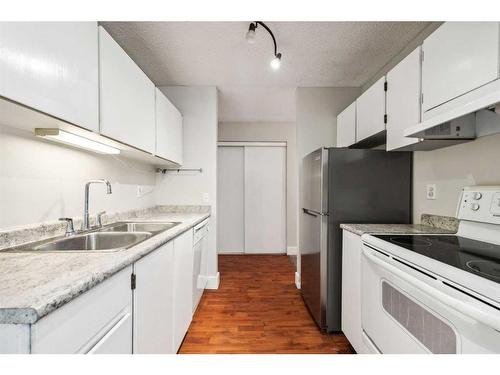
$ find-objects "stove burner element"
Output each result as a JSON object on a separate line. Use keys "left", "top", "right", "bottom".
{"left": 373, "top": 234, "right": 500, "bottom": 284}
{"left": 389, "top": 236, "right": 432, "bottom": 248}
{"left": 466, "top": 260, "right": 500, "bottom": 281}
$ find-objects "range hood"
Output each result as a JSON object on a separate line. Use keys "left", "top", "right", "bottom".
{"left": 405, "top": 79, "right": 500, "bottom": 139}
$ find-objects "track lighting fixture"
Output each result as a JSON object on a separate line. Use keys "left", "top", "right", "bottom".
{"left": 245, "top": 22, "right": 282, "bottom": 70}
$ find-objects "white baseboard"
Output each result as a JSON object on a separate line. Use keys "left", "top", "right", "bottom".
{"left": 295, "top": 271, "right": 301, "bottom": 289}
{"left": 205, "top": 272, "right": 220, "bottom": 289}
{"left": 287, "top": 246, "right": 298, "bottom": 255}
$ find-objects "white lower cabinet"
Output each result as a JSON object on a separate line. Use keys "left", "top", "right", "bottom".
{"left": 0, "top": 226, "right": 205, "bottom": 354}
{"left": 172, "top": 229, "right": 194, "bottom": 352}
{"left": 133, "top": 241, "right": 175, "bottom": 354}
{"left": 341, "top": 230, "right": 369, "bottom": 354}
{"left": 87, "top": 312, "right": 133, "bottom": 354}
{"left": 31, "top": 266, "right": 133, "bottom": 354}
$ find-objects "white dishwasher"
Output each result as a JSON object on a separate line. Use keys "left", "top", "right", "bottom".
{"left": 192, "top": 219, "right": 209, "bottom": 313}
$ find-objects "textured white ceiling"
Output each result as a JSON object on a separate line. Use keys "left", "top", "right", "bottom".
{"left": 100, "top": 21, "right": 430, "bottom": 122}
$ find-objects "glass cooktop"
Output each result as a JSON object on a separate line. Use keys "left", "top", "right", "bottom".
{"left": 373, "top": 234, "right": 500, "bottom": 284}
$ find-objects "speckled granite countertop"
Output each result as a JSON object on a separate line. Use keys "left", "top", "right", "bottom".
{"left": 0, "top": 207, "right": 210, "bottom": 324}
{"left": 340, "top": 214, "right": 459, "bottom": 236}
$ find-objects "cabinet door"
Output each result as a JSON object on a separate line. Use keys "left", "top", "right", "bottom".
{"left": 336, "top": 102, "right": 356, "bottom": 147}
{"left": 99, "top": 26, "right": 156, "bottom": 153}
{"left": 155, "top": 88, "right": 183, "bottom": 164}
{"left": 422, "top": 22, "right": 500, "bottom": 113}
{"left": 356, "top": 77, "right": 386, "bottom": 142}
{"left": 87, "top": 311, "right": 132, "bottom": 354}
{"left": 386, "top": 47, "right": 421, "bottom": 151}
{"left": 31, "top": 266, "right": 132, "bottom": 354}
{"left": 133, "top": 242, "right": 175, "bottom": 354}
{"left": 173, "top": 229, "right": 194, "bottom": 352}
{"left": 0, "top": 22, "right": 99, "bottom": 132}
{"left": 341, "top": 230, "right": 366, "bottom": 353}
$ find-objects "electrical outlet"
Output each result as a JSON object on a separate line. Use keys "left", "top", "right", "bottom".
{"left": 202, "top": 193, "right": 210, "bottom": 203}
{"left": 426, "top": 184, "right": 437, "bottom": 200}
{"left": 137, "top": 186, "right": 144, "bottom": 198}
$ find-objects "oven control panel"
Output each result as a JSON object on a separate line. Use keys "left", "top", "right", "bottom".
{"left": 457, "top": 186, "right": 500, "bottom": 224}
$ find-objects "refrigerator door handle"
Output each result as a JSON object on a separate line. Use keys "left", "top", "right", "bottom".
{"left": 302, "top": 208, "right": 328, "bottom": 217}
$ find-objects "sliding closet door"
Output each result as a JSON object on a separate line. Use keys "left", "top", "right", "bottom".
{"left": 244, "top": 146, "right": 286, "bottom": 254}
{"left": 217, "top": 146, "right": 245, "bottom": 253}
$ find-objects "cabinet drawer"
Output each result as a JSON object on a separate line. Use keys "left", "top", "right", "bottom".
{"left": 87, "top": 309, "right": 132, "bottom": 354}
{"left": 30, "top": 266, "right": 132, "bottom": 354}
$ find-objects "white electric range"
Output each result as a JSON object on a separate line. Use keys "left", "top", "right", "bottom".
{"left": 361, "top": 186, "right": 500, "bottom": 354}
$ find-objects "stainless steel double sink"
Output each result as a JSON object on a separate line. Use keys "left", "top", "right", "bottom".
{"left": 5, "top": 222, "right": 180, "bottom": 253}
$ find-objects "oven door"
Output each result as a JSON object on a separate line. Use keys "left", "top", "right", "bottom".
{"left": 361, "top": 244, "right": 500, "bottom": 354}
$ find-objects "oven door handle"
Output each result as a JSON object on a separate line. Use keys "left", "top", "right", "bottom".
{"left": 363, "top": 247, "right": 500, "bottom": 332}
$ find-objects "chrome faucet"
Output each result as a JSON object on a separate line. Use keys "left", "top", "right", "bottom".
{"left": 59, "top": 218, "right": 75, "bottom": 236}
{"left": 83, "top": 179, "right": 112, "bottom": 230}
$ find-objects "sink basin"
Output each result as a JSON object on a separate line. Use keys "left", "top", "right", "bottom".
{"left": 2, "top": 221, "right": 180, "bottom": 253}
{"left": 100, "top": 221, "right": 180, "bottom": 234}
{"left": 31, "top": 232, "right": 151, "bottom": 252}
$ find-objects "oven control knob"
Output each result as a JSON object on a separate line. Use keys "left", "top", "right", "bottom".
{"left": 471, "top": 203, "right": 480, "bottom": 211}
{"left": 472, "top": 192, "right": 482, "bottom": 200}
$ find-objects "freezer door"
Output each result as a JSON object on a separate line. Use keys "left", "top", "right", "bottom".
{"left": 302, "top": 148, "right": 328, "bottom": 214}
{"left": 300, "top": 148, "right": 328, "bottom": 329}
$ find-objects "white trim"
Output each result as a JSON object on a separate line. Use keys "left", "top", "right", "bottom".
{"left": 295, "top": 272, "right": 301, "bottom": 289}
{"left": 205, "top": 272, "right": 220, "bottom": 290}
{"left": 217, "top": 141, "right": 287, "bottom": 147}
{"left": 287, "top": 246, "right": 298, "bottom": 255}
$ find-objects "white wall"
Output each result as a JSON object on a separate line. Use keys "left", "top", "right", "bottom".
{"left": 413, "top": 132, "right": 500, "bottom": 222}
{"left": 0, "top": 124, "right": 156, "bottom": 230}
{"left": 155, "top": 86, "right": 219, "bottom": 280}
{"left": 218, "top": 121, "right": 298, "bottom": 253}
{"left": 295, "top": 87, "right": 361, "bottom": 277}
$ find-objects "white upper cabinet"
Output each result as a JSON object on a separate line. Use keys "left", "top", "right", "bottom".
{"left": 336, "top": 102, "right": 356, "bottom": 147}
{"left": 356, "top": 77, "right": 386, "bottom": 142}
{"left": 0, "top": 22, "right": 99, "bottom": 132}
{"left": 386, "top": 47, "right": 421, "bottom": 151}
{"left": 155, "top": 88, "right": 183, "bottom": 164}
{"left": 99, "top": 26, "right": 156, "bottom": 154}
{"left": 422, "top": 22, "right": 500, "bottom": 115}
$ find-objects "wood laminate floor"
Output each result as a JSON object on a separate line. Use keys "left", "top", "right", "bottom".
{"left": 179, "top": 254, "right": 355, "bottom": 354}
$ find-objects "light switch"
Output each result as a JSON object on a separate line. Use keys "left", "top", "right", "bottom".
{"left": 426, "top": 184, "right": 437, "bottom": 200}
{"left": 202, "top": 192, "right": 210, "bottom": 203}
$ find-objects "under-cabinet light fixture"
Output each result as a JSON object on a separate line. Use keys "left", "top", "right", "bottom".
{"left": 35, "top": 128, "right": 121, "bottom": 155}
{"left": 245, "top": 21, "right": 282, "bottom": 70}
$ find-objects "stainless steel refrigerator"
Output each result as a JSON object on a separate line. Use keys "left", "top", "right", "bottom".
{"left": 300, "top": 147, "right": 412, "bottom": 332}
